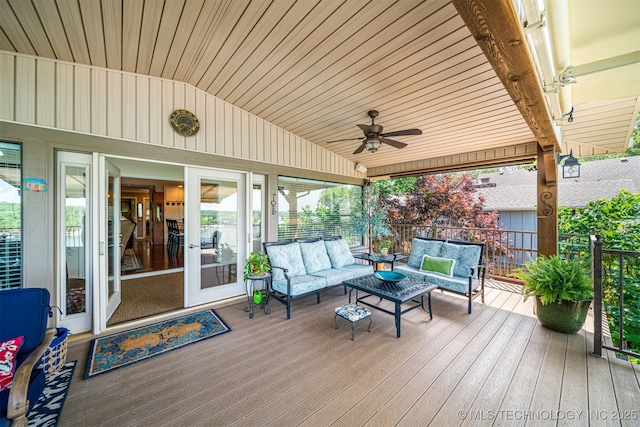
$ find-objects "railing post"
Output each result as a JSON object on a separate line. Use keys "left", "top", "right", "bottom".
{"left": 592, "top": 234, "right": 604, "bottom": 358}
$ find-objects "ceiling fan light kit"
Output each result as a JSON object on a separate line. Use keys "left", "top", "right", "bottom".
{"left": 365, "top": 138, "right": 381, "bottom": 153}
{"left": 326, "top": 110, "right": 422, "bottom": 155}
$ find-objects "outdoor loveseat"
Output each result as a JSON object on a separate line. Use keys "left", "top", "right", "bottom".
{"left": 263, "top": 237, "right": 373, "bottom": 319}
{"left": 393, "top": 237, "right": 486, "bottom": 313}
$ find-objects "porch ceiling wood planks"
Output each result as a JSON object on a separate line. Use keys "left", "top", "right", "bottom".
{"left": 61, "top": 281, "right": 640, "bottom": 426}
{"left": 0, "top": 0, "right": 636, "bottom": 175}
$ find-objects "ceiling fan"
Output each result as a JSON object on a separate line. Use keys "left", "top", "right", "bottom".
{"left": 327, "top": 110, "right": 422, "bottom": 154}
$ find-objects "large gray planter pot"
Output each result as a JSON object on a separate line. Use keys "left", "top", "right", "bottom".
{"left": 534, "top": 297, "right": 592, "bottom": 334}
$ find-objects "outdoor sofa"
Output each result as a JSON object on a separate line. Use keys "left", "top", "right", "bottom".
{"left": 263, "top": 236, "right": 373, "bottom": 319}
{"left": 393, "top": 237, "right": 486, "bottom": 313}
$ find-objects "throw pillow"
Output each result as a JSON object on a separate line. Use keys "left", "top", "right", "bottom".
{"left": 407, "top": 238, "right": 443, "bottom": 268}
{"left": 419, "top": 254, "right": 456, "bottom": 276}
{"left": 299, "top": 240, "right": 332, "bottom": 273}
{"left": 324, "top": 239, "right": 355, "bottom": 268}
{"left": 0, "top": 335, "right": 24, "bottom": 391}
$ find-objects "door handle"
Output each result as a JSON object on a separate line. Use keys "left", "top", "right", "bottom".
{"left": 189, "top": 244, "right": 200, "bottom": 249}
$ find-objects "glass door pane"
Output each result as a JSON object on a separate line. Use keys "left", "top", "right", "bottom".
{"left": 0, "top": 142, "right": 22, "bottom": 289}
{"left": 58, "top": 151, "right": 93, "bottom": 333}
{"left": 199, "top": 179, "right": 238, "bottom": 289}
{"left": 252, "top": 177, "right": 264, "bottom": 254}
{"left": 186, "top": 167, "right": 246, "bottom": 306}
{"left": 64, "top": 165, "right": 88, "bottom": 315}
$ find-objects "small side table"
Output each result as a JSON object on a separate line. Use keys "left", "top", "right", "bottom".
{"left": 244, "top": 273, "right": 271, "bottom": 318}
{"left": 353, "top": 252, "right": 408, "bottom": 271}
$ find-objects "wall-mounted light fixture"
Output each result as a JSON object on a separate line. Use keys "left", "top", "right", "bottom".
{"left": 557, "top": 149, "right": 580, "bottom": 178}
{"left": 355, "top": 162, "right": 367, "bottom": 173}
{"left": 271, "top": 193, "right": 277, "bottom": 215}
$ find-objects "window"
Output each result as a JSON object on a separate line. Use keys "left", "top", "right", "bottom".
{"left": 277, "top": 176, "right": 362, "bottom": 246}
{"left": 0, "top": 142, "right": 22, "bottom": 289}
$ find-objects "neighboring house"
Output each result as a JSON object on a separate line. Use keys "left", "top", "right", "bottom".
{"left": 476, "top": 156, "right": 640, "bottom": 232}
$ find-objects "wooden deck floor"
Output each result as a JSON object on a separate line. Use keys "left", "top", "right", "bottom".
{"left": 62, "top": 280, "right": 640, "bottom": 426}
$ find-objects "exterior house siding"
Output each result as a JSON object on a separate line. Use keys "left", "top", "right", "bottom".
{"left": 0, "top": 51, "right": 363, "bottom": 179}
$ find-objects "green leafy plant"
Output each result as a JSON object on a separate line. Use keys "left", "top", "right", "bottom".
{"left": 513, "top": 255, "right": 593, "bottom": 305}
{"left": 243, "top": 252, "right": 270, "bottom": 281}
{"left": 377, "top": 239, "right": 394, "bottom": 249}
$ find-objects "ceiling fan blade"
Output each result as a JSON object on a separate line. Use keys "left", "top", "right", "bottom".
{"left": 357, "top": 124, "right": 374, "bottom": 135}
{"left": 326, "top": 137, "right": 364, "bottom": 143}
{"left": 381, "top": 138, "right": 407, "bottom": 149}
{"left": 381, "top": 128, "right": 422, "bottom": 138}
{"left": 353, "top": 143, "right": 366, "bottom": 154}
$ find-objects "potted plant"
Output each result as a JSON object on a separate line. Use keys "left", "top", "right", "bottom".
{"left": 243, "top": 252, "right": 271, "bottom": 281}
{"left": 513, "top": 255, "right": 593, "bottom": 334}
{"left": 377, "top": 239, "right": 394, "bottom": 255}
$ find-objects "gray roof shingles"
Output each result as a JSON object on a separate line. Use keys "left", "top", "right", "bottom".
{"left": 476, "top": 156, "right": 640, "bottom": 210}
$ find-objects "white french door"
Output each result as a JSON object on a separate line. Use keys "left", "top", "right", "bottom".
{"left": 57, "top": 152, "right": 93, "bottom": 333}
{"left": 185, "top": 167, "right": 247, "bottom": 306}
{"left": 94, "top": 156, "right": 122, "bottom": 332}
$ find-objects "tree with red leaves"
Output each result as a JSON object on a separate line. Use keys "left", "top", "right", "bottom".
{"left": 381, "top": 174, "right": 499, "bottom": 229}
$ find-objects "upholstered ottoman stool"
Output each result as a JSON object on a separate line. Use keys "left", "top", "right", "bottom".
{"left": 334, "top": 303, "right": 372, "bottom": 340}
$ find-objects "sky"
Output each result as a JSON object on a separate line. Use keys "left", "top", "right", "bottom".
{"left": 0, "top": 179, "right": 20, "bottom": 203}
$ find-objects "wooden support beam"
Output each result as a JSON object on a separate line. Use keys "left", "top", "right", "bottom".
{"left": 454, "top": 0, "right": 560, "bottom": 255}
{"left": 452, "top": 0, "right": 559, "bottom": 153}
{"left": 536, "top": 144, "right": 558, "bottom": 256}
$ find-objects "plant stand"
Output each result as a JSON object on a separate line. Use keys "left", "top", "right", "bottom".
{"left": 244, "top": 273, "right": 271, "bottom": 318}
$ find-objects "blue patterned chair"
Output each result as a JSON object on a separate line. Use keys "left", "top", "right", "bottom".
{"left": 393, "top": 237, "right": 486, "bottom": 313}
{"left": 264, "top": 237, "right": 373, "bottom": 319}
{"left": 0, "top": 288, "right": 55, "bottom": 427}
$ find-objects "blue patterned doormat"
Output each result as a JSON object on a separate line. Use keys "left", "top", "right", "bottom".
{"left": 85, "top": 309, "right": 230, "bottom": 379}
{"left": 27, "top": 361, "right": 76, "bottom": 427}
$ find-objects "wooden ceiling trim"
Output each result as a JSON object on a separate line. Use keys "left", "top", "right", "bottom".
{"left": 308, "top": 63, "right": 501, "bottom": 143}
{"left": 367, "top": 142, "right": 539, "bottom": 177}
{"left": 299, "top": 52, "right": 488, "bottom": 140}
{"left": 32, "top": 0, "right": 73, "bottom": 60}
{"left": 257, "top": 1, "right": 452, "bottom": 123}
{"left": 148, "top": 0, "right": 185, "bottom": 76}
{"left": 56, "top": 0, "right": 91, "bottom": 64}
{"left": 171, "top": 0, "right": 237, "bottom": 82}
{"left": 264, "top": 3, "right": 459, "bottom": 126}
{"left": 79, "top": 0, "right": 107, "bottom": 68}
{"left": 195, "top": 1, "right": 272, "bottom": 91}
{"left": 101, "top": 0, "right": 122, "bottom": 70}
{"left": 245, "top": 1, "right": 416, "bottom": 116}
{"left": 121, "top": 0, "right": 143, "bottom": 73}
{"left": 225, "top": 0, "right": 341, "bottom": 105}
{"left": 160, "top": 0, "right": 204, "bottom": 79}
{"left": 0, "top": 28, "right": 13, "bottom": 52}
{"left": 281, "top": 30, "right": 480, "bottom": 136}
{"left": 136, "top": 0, "right": 164, "bottom": 75}
{"left": 452, "top": 0, "right": 559, "bottom": 151}
{"left": 10, "top": 0, "right": 55, "bottom": 57}
{"left": 233, "top": 0, "right": 375, "bottom": 111}
{"left": 0, "top": 1, "right": 35, "bottom": 54}
{"left": 212, "top": 0, "right": 318, "bottom": 100}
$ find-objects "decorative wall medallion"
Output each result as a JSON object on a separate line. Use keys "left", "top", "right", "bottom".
{"left": 169, "top": 109, "right": 200, "bottom": 137}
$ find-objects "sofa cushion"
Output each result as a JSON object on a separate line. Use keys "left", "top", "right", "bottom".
{"left": 407, "top": 238, "right": 443, "bottom": 268}
{"left": 299, "top": 240, "right": 332, "bottom": 273}
{"left": 311, "top": 263, "right": 374, "bottom": 286}
{"left": 266, "top": 242, "right": 306, "bottom": 282}
{"left": 420, "top": 254, "right": 455, "bottom": 276}
{"left": 394, "top": 264, "right": 478, "bottom": 294}
{"left": 310, "top": 269, "right": 350, "bottom": 287}
{"left": 324, "top": 239, "right": 355, "bottom": 268}
{"left": 337, "top": 263, "right": 374, "bottom": 278}
{"left": 0, "top": 336, "right": 23, "bottom": 391}
{"left": 440, "top": 243, "right": 482, "bottom": 277}
{"left": 271, "top": 274, "right": 327, "bottom": 296}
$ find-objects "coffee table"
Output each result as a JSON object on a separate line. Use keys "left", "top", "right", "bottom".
{"left": 342, "top": 274, "right": 437, "bottom": 338}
